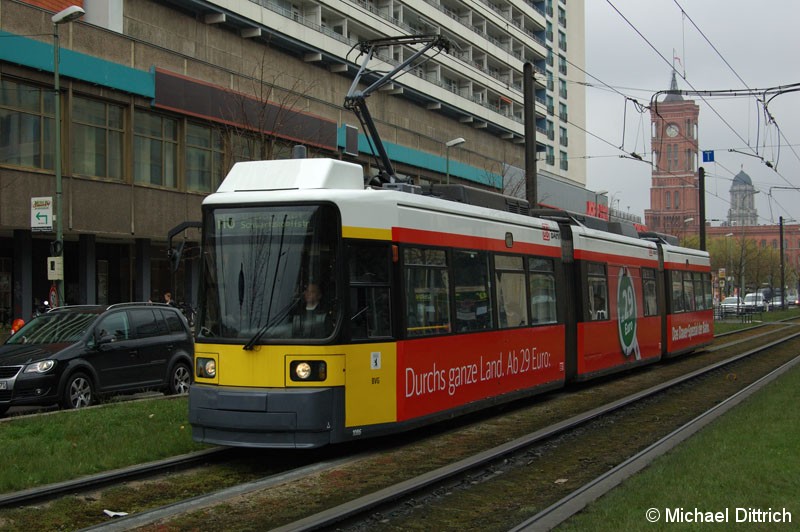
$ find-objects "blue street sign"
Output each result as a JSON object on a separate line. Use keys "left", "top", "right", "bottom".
{"left": 702, "top": 150, "right": 714, "bottom": 162}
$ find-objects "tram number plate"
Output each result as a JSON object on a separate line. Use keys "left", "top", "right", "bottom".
{"left": 0, "top": 381, "right": 6, "bottom": 390}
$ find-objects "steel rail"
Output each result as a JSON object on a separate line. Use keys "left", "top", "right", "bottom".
{"left": 0, "top": 447, "right": 229, "bottom": 509}
{"left": 510, "top": 353, "right": 800, "bottom": 531}
{"left": 269, "top": 331, "right": 800, "bottom": 531}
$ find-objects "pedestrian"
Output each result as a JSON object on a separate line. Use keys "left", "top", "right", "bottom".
{"left": 163, "top": 291, "right": 176, "bottom": 307}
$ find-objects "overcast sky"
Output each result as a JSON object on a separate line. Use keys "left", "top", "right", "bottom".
{"left": 584, "top": 0, "right": 800, "bottom": 227}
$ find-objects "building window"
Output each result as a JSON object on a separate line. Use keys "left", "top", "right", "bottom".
{"left": 671, "top": 143, "right": 679, "bottom": 170}
{"left": 134, "top": 109, "right": 178, "bottom": 187}
{"left": 559, "top": 78, "right": 567, "bottom": 99}
{"left": 665, "top": 191, "right": 671, "bottom": 209}
{"left": 72, "top": 96, "right": 124, "bottom": 179}
{"left": 231, "top": 133, "right": 265, "bottom": 163}
{"left": 186, "top": 122, "right": 224, "bottom": 192}
{"left": 559, "top": 126, "right": 568, "bottom": 147}
{"left": 674, "top": 191, "right": 680, "bottom": 208}
{"left": 666, "top": 143, "right": 682, "bottom": 171}
{"left": 0, "top": 78, "right": 54, "bottom": 169}
{"left": 559, "top": 150, "right": 568, "bottom": 171}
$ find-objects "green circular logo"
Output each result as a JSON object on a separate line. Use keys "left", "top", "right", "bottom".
{"left": 617, "top": 268, "right": 639, "bottom": 359}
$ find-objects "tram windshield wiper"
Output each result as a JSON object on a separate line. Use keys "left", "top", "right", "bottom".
{"left": 243, "top": 297, "right": 298, "bottom": 350}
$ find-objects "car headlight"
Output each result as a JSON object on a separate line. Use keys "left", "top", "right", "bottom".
{"left": 24, "top": 360, "right": 55, "bottom": 374}
{"left": 196, "top": 357, "right": 216, "bottom": 378}
{"left": 290, "top": 360, "right": 327, "bottom": 382}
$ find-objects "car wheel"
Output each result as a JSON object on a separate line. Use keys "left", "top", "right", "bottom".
{"left": 61, "top": 373, "right": 95, "bottom": 409}
{"left": 168, "top": 362, "right": 192, "bottom": 395}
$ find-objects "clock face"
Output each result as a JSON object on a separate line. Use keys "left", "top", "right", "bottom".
{"left": 666, "top": 124, "right": 679, "bottom": 137}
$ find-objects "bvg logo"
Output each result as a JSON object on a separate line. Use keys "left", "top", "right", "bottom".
{"left": 542, "top": 223, "right": 550, "bottom": 241}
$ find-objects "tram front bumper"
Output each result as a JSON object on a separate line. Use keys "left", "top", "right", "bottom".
{"left": 188, "top": 384, "right": 336, "bottom": 448}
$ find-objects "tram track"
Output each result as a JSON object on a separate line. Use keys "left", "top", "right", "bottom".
{"left": 265, "top": 331, "right": 800, "bottom": 531}
{"left": 1, "top": 324, "right": 797, "bottom": 530}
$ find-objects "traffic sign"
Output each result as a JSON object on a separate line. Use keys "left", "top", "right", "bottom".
{"left": 31, "top": 197, "right": 53, "bottom": 232}
{"left": 702, "top": 150, "right": 715, "bottom": 162}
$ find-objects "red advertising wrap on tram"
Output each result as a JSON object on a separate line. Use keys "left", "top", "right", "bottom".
{"left": 187, "top": 159, "right": 714, "bottom": 449}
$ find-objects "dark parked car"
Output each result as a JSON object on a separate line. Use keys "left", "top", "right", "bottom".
{"left": 0, "top": 303, "right": 193, "bottom": 415}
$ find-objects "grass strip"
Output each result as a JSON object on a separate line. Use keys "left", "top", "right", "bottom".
{"left": 0, "top": 397, "right": 206, "bottom": 493}
{"left": 559, "top": 362, "right": 800, "bottom": 530}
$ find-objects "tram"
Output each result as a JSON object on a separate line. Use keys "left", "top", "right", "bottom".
{"left": 188, "top": 158, "right": 713, "bottom": 448}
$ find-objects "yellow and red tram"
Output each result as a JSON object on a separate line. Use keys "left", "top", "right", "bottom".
{"left": 188, "top": 159, "right": 712, "bottom": 448}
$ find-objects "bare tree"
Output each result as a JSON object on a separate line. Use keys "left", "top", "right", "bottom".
{"left": 223, "top": 47, "right": 322, "bottom": 164}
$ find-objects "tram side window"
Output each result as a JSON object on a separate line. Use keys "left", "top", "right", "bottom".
{"left": 529, "top": 257, "right": 557, "bottom": 324}
{"left": 703, "top": 273, "right": 713, "bottom": 309}
{"left": 496, "top": 255, "right": 529, "bottom": 328}
{"left": 693, "top": 272, "right": 706, "bottom": 310}
{"left": 453, "top": 250, "right": 493, "bottom": 332}
{"left": 404, "top": 248, "right": 451, "bottom": 337}
{"left": 587, "top": 262, "right": 608, "bottom": 321}
{"left": 347, "top": 243, "right": 392, "bottom": 340}
{"left": 683, "top": 271, "right": 696, "bottom": 311}
{"left": 671, "top": 271, "right": 684, "bottom": 312}
{"left": 642, "top": 268, "right": 658, "bottom": 317}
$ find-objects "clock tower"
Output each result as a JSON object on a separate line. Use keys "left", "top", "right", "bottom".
{"left": 644, "top": 71, "right": 700, "bottom": 238}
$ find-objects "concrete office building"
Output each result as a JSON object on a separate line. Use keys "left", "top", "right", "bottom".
{"left": 0, "top": 0, "right": 587, "bottom": 323}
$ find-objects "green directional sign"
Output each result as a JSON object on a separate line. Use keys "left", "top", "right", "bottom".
{"left": 617, "top": 267, "right": 641, "bottom": 360}
{"left": 31, "top": 196, "right": 53, "bottom": 232}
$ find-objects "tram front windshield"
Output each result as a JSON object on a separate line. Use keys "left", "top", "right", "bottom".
{"left": 198, "top": 204, "right": 339, "bottom": 342}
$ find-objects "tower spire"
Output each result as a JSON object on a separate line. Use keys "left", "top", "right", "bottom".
{"left": 663, "top": 70, "right": 684, "bottom": 102}
{"left": 670, "top": 69, "right": 680, "bottom": 92}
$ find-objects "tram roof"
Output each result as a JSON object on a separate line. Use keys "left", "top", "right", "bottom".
{"left": 214, "top": 159, "right": 365, "bottom": 193}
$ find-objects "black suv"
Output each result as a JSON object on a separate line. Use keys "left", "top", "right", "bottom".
{"left": 0, "top": 303, "right": 194, "bottom": 414}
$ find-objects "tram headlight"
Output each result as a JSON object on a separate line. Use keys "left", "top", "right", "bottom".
{"left": 290, "top": 360, "right": 328, "bottom": 382}
{"left": 196, "top": 357, "right": 216, "bottom": 379}
{"left": 295, "top": 362, "right": 312, "bottom": 380}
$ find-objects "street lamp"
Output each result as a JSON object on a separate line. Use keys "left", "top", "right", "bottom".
{"left": 725, "top": 232, "right": 734, "bottom": 297}
{"left": 52, "top": 5, "right": 85, "bottom": 306}
{"left": 445, "top": 137, "right": 465, "bottom": 184}
{"left": 682, "top": 217, "right": 694, "bottom": 245}
{"left": 594, "top": 189, "right": 608, "bottom": 218}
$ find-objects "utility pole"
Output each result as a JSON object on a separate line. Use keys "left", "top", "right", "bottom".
{"left": 698, "top": 166, "right": 706, "bottom": 250}
{"left": 780, "top": 216, "right": 786, "bottom": 310}
{"left": 523, "top": 62, "right": 537, "bottom": 209}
